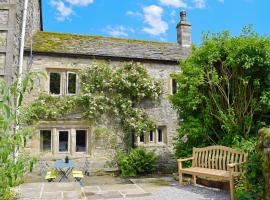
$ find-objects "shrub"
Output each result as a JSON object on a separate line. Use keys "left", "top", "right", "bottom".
{"left": 233, "top": 137, "right": 265, "bottom": 200}
{"left": 116, "top": 147, "right": 159, "bottom": 177}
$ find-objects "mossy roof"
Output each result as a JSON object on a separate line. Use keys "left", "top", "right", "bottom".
{"left": 26, "top": 32, "right": 190, "bottom": 62}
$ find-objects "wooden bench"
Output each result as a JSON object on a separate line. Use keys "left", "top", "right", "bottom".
{"left": 178, "top": 146, "right": 248, "bottom": 200}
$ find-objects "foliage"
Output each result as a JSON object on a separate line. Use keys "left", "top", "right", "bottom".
{"left": 233, "top": 137, "right": 264, "bottom": 200}
{"left": 170, "top": 27, "right": 269, "bottom": 198}
{"left": 0, "top": 74, "right": 37, "bottom": 199}
{"left": 257, "top": 128, "right": 270, "bottom": 199}
{"left": 116, "top": 147, "right": 159, "bottom": 177}
{"left": 170, "top": 27, "right": 270, "bottom": 158}
{"left": 24, "top": 62, "right": 162, "bottom": 147}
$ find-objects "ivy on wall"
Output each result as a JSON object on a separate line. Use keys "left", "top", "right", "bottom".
{"left": 23, "top": 62, "right": 162, "bottom": 146}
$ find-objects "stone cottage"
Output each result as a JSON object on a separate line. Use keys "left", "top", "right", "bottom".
{"left": 0, "top": 1, "right": 191, "bottom": 169}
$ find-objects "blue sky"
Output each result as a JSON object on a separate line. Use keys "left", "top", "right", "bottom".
{"left": 43, "top": 0, "right": 270, "bottom": 45}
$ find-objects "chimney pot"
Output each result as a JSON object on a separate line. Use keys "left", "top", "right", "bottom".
{"left": 180, "top": 10, "right": 187, "bottom": 22}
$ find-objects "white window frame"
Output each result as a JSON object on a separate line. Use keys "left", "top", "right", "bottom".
{"left": 75, "top": 129, "right": 88, "bottom": 153}
{"left": 57, "top": 130, "right": 70, "bottom": 153}
{"left": 40, "top": 129, "right": 52, "bottom": 153}
{"left": 66, "top": 72, "right": 77, "bottom": 95}
{"left": 49, "top": 72, "right": 62, "bottom": 96}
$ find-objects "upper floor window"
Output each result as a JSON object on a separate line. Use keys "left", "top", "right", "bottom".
{"left": 139, "top": 133, "right": 145, "bottom": 143}
{"left": 67, "top": 72, "right": 77, "bottom": 95}
{"left": 171, "top": 78, "right": 177, "bottom": 94}
{"left": 49, "top": 72, "right": 61, "bottom": 95}
{"left": 49, "top": 71, "right": 77, "bottom": 95}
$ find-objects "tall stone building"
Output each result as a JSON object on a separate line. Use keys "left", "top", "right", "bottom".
{"left": 4, "top": 1, "right": 192, "bottom": 170}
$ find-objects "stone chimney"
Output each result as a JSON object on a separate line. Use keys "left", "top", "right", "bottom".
{"left": 176, "top": 11, "right": 191, "bottom": 48}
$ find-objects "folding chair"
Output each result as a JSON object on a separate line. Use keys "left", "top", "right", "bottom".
{"left": 72, "top": 170, "right": 84, "bottom": 186}
{"left": 82, "top": 157, "right": 90, "bottom": 176}
{"left": 45, "top": 170, "right": 58, "bottom": 182}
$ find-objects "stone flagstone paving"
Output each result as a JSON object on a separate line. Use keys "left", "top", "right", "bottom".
{"left": 14, "top": 181, "right": 230, "bottom": 200}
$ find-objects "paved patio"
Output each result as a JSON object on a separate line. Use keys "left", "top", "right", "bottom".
{"left": 14, "top": 178, "right": 230, "bottom": 200}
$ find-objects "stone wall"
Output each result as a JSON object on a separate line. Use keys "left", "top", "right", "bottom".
{"left": 24, "top": 54, "right": 180, "bottom": 170}
{"left": 0, "top": 0, "right": 41, "bottom": 82}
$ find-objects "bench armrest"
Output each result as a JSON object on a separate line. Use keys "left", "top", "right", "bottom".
{"left": 177, "top": 157, "right": 194, "bottom": 162}
{"left": 227, "top": 162, "right": 246, "bottom": 168}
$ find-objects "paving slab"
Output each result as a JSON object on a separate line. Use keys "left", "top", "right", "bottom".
{"left": 43, "top": 182, "right": 81, "bottom": 192}
{"left": 41, "top": 191, "right": 62, "bottom": 199}
{"left": 86, "top": 191, "right": 123, "bottom": 199}
{"left": 63, "top": 191, "right": 84, "bottom": 199}
{"left": 19, "top": 188, "right": 41, "bottom": 199}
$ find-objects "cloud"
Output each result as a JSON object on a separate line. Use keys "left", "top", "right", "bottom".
{"left": 50, "top": 0, "right": 94, "bottom": 21}
{"left": 126, "top": 11, "right": 143, "bottom": 18}
{"left": 142, "top": 5, "right": 168, "bottom": 36}
{"left": 193, "top": 0, "right": 206, "bottom": 8}
{"left": 66, "top": 0, "right": 94, "bottom": 6}
{"left": 105, "top": 25, "right": 135, "bottom": 38}
{"left": 50, "top": 0, "right": 73, "bottom": 21}
{"left": 159, "top": 0, "right": 187, "bottom": 8}
{"left": 218, "top": 0, "right": 224, "bottom": 3}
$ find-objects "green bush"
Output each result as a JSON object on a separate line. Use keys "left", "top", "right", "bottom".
{"left": 116, "top": 147, "right": 159, "bottom": 177}
{"left": 233, "top": 137, "right": 265, "bottom": 200}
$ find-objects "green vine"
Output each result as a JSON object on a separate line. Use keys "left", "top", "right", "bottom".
{"left": 23, "top": 62, "right": 162, "bottom": 145}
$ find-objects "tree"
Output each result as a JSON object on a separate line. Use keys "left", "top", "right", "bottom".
{"left": 170, "top": 27, "right": 270, "bottom": 158}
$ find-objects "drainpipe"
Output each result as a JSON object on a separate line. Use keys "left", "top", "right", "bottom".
{"left": 15, "top": 0, "right": 29, "bottom": 159}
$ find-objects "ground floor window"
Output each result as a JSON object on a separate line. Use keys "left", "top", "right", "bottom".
{"left": 138, "top": 126, "right": 166, "bottom": 144}
{"left": 157, "top": 127, "right": 164, "bottom": 143}
{"left": 76, "top": 130, "right": 87, "bottom": 152}
{"left": 59, "top": 130, "right": 69, "bottom": 152}
{"left": 40, "top": 130, "right": 52, "bottom": 152}
{"left": 149, "top": 130, "right": 154, "bottom": 142}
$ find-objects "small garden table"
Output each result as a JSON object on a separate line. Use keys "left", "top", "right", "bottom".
{"left": 54, "top": 160, "right": 75, "bottom": 182}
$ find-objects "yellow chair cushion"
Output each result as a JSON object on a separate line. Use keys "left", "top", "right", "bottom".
{"left": 73, "top": 170, "right": 83, "bottom": 174}
{"left": 73, "top": 173, "right": 84, "bottom": 178}
{"left": 45, "top": 171, "right": 57, "bottom": 180}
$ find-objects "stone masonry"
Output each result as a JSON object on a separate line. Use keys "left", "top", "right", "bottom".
{"left": 7, "top": 2, "right": 192, "bottom": 171}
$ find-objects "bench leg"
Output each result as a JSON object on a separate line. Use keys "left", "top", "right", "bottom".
{"left": 229, "top": 178, "right": 235, "bottom": 200}
{"left": 179, "top": 172, "right": 184, "bottom": 186}
{"left": 192, "top": 175, "right": 196, "bottom": 185}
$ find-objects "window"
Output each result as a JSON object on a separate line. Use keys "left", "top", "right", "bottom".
{"left": 49, "top": 72, "right": 61, "bottom": 94}
{"left": 158, "top": 128, "right": 163, "bottom": 142}
{"left": 58, "top": 131, "right": 69, "bottom": 152}
{"left": 172, "top": 79, "right": 177, "bottom": 94}
{"left": 76, "top": 130, "right": 87, "bottom": 152}
{"left": 149, "top": 130, "right": 154, "bottom": 142}
{"left": 139, "top": 133, "right": 144, "bottom": 143}
{"left": 67, "top": 72, "right": 77, "bottom": 94}
{"left": 40, "top": 130, "right": 52, "bottom": 152}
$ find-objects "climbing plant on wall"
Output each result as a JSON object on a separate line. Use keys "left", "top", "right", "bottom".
{"left": 23, "top": 62, "right": 162, "bottom": 147}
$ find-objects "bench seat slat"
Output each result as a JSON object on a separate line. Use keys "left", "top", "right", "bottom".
{"left": 181, "top": 167, "right": 240, "bottom": 180}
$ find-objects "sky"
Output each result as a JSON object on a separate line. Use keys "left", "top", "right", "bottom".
{"left": 42, "top": 0, "right": 270, "bottom": 45}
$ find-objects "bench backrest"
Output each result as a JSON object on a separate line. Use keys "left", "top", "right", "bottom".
{"left": 193, "top": 146, "right": 248, "bottom": 172}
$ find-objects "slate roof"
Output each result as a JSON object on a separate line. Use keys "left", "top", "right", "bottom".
{"left": 26, "top": 32, "right": 190, "bottom": 62}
